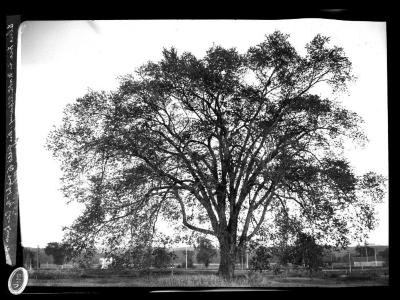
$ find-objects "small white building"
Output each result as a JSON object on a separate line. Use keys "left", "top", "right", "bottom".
{"left": 354, "top": 261, "right": 384, "bottom": 267}
{"left": 99, "top": 257, "right": 113, "bottom": 269}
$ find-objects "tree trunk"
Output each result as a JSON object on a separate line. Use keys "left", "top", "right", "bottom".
{"left": 218, "top": 236, "right": 236, "bottom": 280}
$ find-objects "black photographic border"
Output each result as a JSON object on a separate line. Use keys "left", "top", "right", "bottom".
{"left": 1, "top": 8, "right": 394, "bottom": 298}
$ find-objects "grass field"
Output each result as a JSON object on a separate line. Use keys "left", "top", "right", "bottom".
{"left": 26, "top": 268, "right": 389, "bottom": 288}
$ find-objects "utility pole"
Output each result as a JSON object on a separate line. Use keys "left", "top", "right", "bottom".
{"left": 374, "top": 247, "right": 377, "bottom": 267}
{"left": 348, "top": 251, "right": 352, "bottom": 274}
{"left": 246, "top": 250, "right": 248, "bottom": 269}
{"left": 36, "top": 245, "right": 39, "bottom": 270}
{"left": 241, "top": 249, "right": 244, "bottom": 270}
{"left": 185, "top": 246, "right": 187, "bottom": 269}
{"left": 365, "top": 242, "right": 369, "bottom": 262}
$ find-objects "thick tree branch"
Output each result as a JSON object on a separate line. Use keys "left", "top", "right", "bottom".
{"left": 173, "top": 189, "right": 216, "bottom": 236}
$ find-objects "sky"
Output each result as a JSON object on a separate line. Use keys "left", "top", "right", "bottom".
{"left": 15, "top": 19, "right": 388, "bottom": 248}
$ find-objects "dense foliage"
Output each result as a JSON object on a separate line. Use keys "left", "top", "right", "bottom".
{"left": 291, "top": 233, "right": 325, "bottom": 273}
{"left": 196, "top": 237, "right": 217, "bottom": 267}
{"left": 249, "top": 246, "right": 272, "bottom": 272}
{"left": 152, "top": 247, "right": 176, "bottom": 268}
{"left": 44, "top": 242, "right": 70, "bottom": 265}
{"left": 355, "top": 245, "right": 376, "bottom": 257}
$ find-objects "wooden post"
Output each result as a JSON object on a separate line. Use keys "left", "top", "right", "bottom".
{"left": 36, "top": 246, "right": 39, "bottom": 270}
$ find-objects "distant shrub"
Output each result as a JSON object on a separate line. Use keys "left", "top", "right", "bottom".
{"left": 272, "top": 264, "right": 282, "bottom": 275}
{"left": 195, "top": 237, "right": 217, "bottom": 267}
{"left": 152, "top": 247, "right": 175, "bottom": 268}
{"left": 249, "top": 246, "right": 271, "bottom": 272}
{"left": 327, "top": 272, "right": 339, "bottom": 278}
{"left": 247, "top": 271, "right": 264, "bottom": 286}
{"left": 347, "top": 271, "right": 377, "bottom": 281}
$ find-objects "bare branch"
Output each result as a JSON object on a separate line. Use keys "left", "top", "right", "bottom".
{"left": 173, "top": 189, "right": 215, "bottom": 236}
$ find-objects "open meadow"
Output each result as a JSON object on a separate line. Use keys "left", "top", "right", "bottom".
{"left": 26, "top": 267, "right": 389, "bottom": 288}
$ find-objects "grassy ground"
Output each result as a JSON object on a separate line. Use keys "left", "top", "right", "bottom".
{"left": 26, "top": 268, "right": 389, "bottom": 287}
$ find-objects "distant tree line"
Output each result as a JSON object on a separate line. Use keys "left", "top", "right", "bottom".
{"left": 249, "top": 233, "right": 326, "bottom": 275}
{"left": 248, "top": 235, "right": 389, "bottom": 274}
{"left": 23, "top": 246, "right": 57, "bottom": 269}
{"left": 29, "top": 239, "right": 387, "bottom": 271}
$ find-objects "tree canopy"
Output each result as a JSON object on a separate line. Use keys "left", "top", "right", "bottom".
{"left": 355, "top": 245, "right": 376, "bottom": 257}
{"left": 195, "top": 237, "right": 217, "bottom": 267}
{"left": 291, "top": 233, "right": 325, "bottom": 273}
{"left": 152, "top": 247, "right": 176, "bottom": 268}
{"left": 249, "top": 245, "right": 272, "bottom": 272}
{"left": 44, "top": 242, "right": 70, "bottom": 265}
{"left": 47, "top": 31, "right": 386, "bottom": 279}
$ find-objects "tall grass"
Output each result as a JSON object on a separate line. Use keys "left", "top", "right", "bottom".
{"left": 140, "top": 273, "right": 277, "bottom": 287}
{"left": 27, "top": 268, "right": 388, "bottom": 287}
{"left": 143, "top": 274, "right": 246, "bottom": 287}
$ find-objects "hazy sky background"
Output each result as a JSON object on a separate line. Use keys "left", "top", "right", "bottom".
{"left": 16, "top": 19, "right": 388, "bottom": 248}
